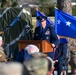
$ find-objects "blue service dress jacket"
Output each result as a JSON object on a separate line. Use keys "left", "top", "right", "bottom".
{"left": 55, "top": 38, "right": 68, "bottom": 63}
{"left": 33, "top": 25, "right": 59, "bottom": 46}
{"left": 55, "top": 43, "right": 68, "bottom": 63}
{"left": 54, "top": 42, "right": 68, "bottom": 75}
{"left": 15, "top": 49, "right": 32, "bottom": 63}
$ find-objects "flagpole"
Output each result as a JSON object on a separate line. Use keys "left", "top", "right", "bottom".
{"left": 54, "top": 7, "right": 58, "bottom": 34}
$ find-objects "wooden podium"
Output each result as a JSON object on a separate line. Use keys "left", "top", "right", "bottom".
{"left": 18, "top": 40, "right": 53, "bottom": 53}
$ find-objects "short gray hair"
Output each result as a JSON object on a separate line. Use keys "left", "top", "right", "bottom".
{"left": 24, "top": 44, "right": 39, "bottom": 54}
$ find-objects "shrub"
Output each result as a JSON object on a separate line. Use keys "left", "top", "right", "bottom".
{"left": 72, "top": 6, "right": 76, "bottom": 16}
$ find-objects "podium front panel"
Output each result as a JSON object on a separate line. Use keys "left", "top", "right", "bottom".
{"left": 18, "top": 40, "right": 53, "bottom": 53}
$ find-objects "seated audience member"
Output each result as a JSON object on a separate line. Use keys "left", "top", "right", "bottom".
{"left": 23, "top": 53, "right": 54, "bottom": 75}
{"left": 24, "top": 57, "right": 48, "bottom": 75}
{"left": 25, "top": 44, "right": 39, "bottom": 54}
{"left": 0, "top": 62, "right": 23, "bottom": 75}
{"left": 54, "top": 38, "right": 68, "bottom": 75}
{"left": 15, "top": 44, "right": 40, "bottom": 63}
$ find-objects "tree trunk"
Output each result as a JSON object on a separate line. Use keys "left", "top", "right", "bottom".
{"left": 57, "top": 0, "right": 72, "bottom": 15}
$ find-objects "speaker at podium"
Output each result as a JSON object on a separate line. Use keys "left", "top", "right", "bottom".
{"left": 18, "top": 40, "right": 53, "bottom": 53}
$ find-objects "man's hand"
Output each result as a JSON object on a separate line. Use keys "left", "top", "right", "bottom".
{"left": 51, "top": 43, "right": 55, "bottom": 48}
{"left": 54, "top": 60, "right": 58, "bottom": 64}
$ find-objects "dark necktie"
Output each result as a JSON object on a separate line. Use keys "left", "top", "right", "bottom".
{"left": 41, "top": 27, "right": 44, "bottom": 35}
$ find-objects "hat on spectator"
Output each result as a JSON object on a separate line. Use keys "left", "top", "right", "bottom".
{"left": 36, "top": 16, "right": 47, "bottom": 22}
{"left": 24, "top": 57, "right": 48, "bottom": 75}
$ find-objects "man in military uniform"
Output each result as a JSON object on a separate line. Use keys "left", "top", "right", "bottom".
{"left": 33, "top": 16, "right": 59, "bottom": 59}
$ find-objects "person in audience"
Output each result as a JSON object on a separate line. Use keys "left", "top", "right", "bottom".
{"left": 24, "top": 57, "right": 48, "bottom": 75}
{"left": 33, "top": 16, "right": 59, "bottom": 59}
{"left": 23, "top": 52, "right": 54, "bottom": 75}
{"left": 0, "top": 62, "right": 23, "bottom": 75}
{"left": 15, "top": 44, "right": 40, "bottom": 63}
{"left": 54, "top": 38, "right": 68, "bottom": 75}
{"left": 25, "top": 44, "right": 39, "bottom": 54}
